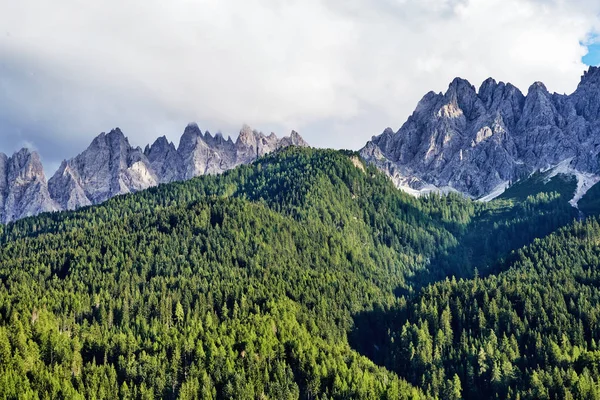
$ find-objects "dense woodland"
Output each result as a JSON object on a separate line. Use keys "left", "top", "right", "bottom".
{"left": 0, "top": 147, "right": 593, "bottom": 399}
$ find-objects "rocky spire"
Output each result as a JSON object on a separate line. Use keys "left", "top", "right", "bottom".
{"left": 2, "top": 149, "right": 58, "bottom": 223}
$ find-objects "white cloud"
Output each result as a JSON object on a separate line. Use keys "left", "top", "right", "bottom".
{"left": 0, "top": 0, "right": 599, "bottom": 164}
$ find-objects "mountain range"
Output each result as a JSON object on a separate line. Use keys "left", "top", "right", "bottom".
{"left": 4, "top": 66, "right": 600, "bottom": 224}
{"left": 0, "top": 124, "right": 307, "bottom": 223}
{"left": 361, "top": 66, "right": 600, "bottom": 202}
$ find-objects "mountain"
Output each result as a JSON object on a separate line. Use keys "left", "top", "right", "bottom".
{"left": 0, "top": 124, "right": 308, "bottom": 223}
{"left": 361, "top": 66, "right": 600, "bottom": 202}
{"left": 0, "top": 147, "right": 583, "bottom": 398}
{"left": 175, "top": 123, "right": 309, "bottom": 180}
{"left": 48, "top": 128, "right": 158, "bottom": 209}
{"left": 143, "top": 135, "right": 182, "bottom": 184}
{"left": 0, "top": 148, "right": 58, "bottom": 223}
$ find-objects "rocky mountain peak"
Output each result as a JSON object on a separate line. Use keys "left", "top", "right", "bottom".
{"left": 144, "top": 136, "right": 181, "bottom": 184}
{"left": 446, "top": 77, "right": 476, "bottom": 98}
{"left": 236, "top": 124, "right": 258, "bottom": 147}
{"left": 0, "top": 149, "right": 57, "bottom": 223}
{"left": 1, "top": 124, "right": 308, "bottom": 224}
{"left": 7, "top": 148, "right": 47, "bottom": 184}
{"left": 144, "top": 135, "right": 171, "bottom": 155}
{"left": 146, "top": 135, "right": 175, "bottom": 153}
{"left": 527, "top": 81, "right": 549, "bottom": 94}
{"left": 360, "top": 68, "right": 600, "bottom": 201}
{"left": 48, "top": 128, "right": 158, "bottom": 208}
{"left": 183, "top": 122, "right": 201, "bottom": 135}
{"left": 580, "top": 65, "right": 600, "bottom": 87}
{"left": 281, "top": 130, "right": 310, "bottom": 148}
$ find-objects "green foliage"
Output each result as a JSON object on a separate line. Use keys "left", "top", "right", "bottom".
{"left": 0, "top": 147, "right": 584, "bottom": 398}
{"left": 578, "top": 180, "right": 600, "bottom": 216}
{"left": 497, "top": 171, "right": 577, "bottom": 203}
{"left": 361, "top": 219, "right": 600, "bottom": 399}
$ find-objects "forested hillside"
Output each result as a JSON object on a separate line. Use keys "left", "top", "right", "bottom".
{"left": 0, "top": 147, "right": 585, "bottom": 399}
{"left": 353, "top": 219, "right": 600, "bottom": 399}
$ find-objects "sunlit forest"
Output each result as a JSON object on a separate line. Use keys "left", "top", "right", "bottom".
{"left": 0, "top": 147, "right": 595, "bottom": 399}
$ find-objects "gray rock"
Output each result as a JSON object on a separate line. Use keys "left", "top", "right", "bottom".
{"left": 144, "top": 136, "right": 183, "bottom": 184}
{"left": 0, "top": 149, "right": 58, "bottom": 223}
{"left": 361, "top": 66, "right": 600, "bottom": 199}
{"left": 2, "top": 124, "right": 308, "bottom": 223}
{"left": 178, "top": 123, "right": 238, "bottom": 178}
{"left": 48, "top": 128, "right": 158, "bottom": 209}
{"left": 178, "top": 123, "right": 308, "bottom": 179}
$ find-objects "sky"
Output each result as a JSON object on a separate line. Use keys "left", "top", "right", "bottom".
{"left": 1, "top": 0, "right": 600, "bottom": 175}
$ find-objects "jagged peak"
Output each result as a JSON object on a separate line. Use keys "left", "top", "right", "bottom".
{"left": 12, "top": 147, "right": 34, "bottom": 157}
{"left": 449, "top": 76, "right": 474, "bottom": 88}
{"left": 213, "top": 131, "right": 233, "bottom": 144}
{"left": 287, "top": 130, "right": 309, "bottom": 147}
{"left": 185, "top": 122, "right": 200, "bottom": 130}
{"left": 414, "top": 91, "right": 444, "bottom": 114}
{"left": 579, "top": 65, "right": 600, "bottom": 86}
{"left": 145, "top": 135, "right": 177, "bottom": 163}
{"left": 178, "top": 123, "right": 203, "bottom": 152}
{"left": 527, "top": 81, "right": 549, "bottom": 94}
{"left": 240, "top": 124, "right": 254, "bottom": 135}
{"left": 183, "top": 122, "right": 202, "bottom": 137}
{"left": 381, "top": 127, "right": 395, "bottom": 136}
{"left": 90, "top": 128, "right": 129, "bottom": 150}
{"left": 154, "top": 135, "right": 169, "bottom": 144}
{"left": 107, "top": 128, "right": 129, "bottom": 144}
{"left": 584, "top": 65, "right": 600, "bottom": 76}
{"left": 107, "top": 127, "right": 124, "bottom": 136}
{"left": 237, "top": 124, "right": 259, "bottom": 146}
{"left": 9, "top": 148, "right": 45, "bottom": 169}
{"left": 478, "top": 77, "right": 497, "bottom": 94}
{"left": 446, "top": 77, "right": 476, "bottom": 98}
{"left": 6, "top": 148, "right": 45, "bottom": 179}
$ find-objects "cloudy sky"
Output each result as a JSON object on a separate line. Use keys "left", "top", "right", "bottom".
{"left": 1, "top": 0, "right": 600, "bottom": 173}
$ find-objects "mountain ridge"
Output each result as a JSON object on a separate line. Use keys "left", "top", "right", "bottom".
{"left": 361, "top": 66, "right": 600, "bottom": 202}
{"left": 0, "top": 124, "right": 308, "bottom": 223}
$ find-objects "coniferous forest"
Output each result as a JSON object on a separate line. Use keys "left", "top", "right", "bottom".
{"left": 0, "top": 147, "right": 597, "bottom": 399}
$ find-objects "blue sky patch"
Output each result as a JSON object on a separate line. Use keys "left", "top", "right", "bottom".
{"left": 583, "top": 38, "right": 600, "bottom": 66}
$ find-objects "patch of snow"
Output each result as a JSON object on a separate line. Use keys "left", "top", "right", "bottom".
{"left": 544, "top": 158, "right": 600, "bottom": 208}
{"left": 543, "top": 157, "right": 574, "bottom": 179}
{"left": 569, "top": 172, "right": 600, "bottom": 208}
{"left": 478, "top": 181, "right": 510, "bottom": 202}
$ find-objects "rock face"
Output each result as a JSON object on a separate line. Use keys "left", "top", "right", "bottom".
{"left": 361, "top": 66, "right": 600, "bottom": 199}
{"left": 144, "top": 136, "right": 183, "bottom": 184}
{"left": 1, "top": 124, "right": 308, "bottom": 224}
{"left": 48, "top": 128, "right": 158, "bottom": 209}
{"left": 177, "top": 123, "right": 237, "bottom": 179}
{"left": 0, "top": 149, "right": 58, "bottom": 223}
{"left": 177, "top": 123, "right": 308, "bottom": 180}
